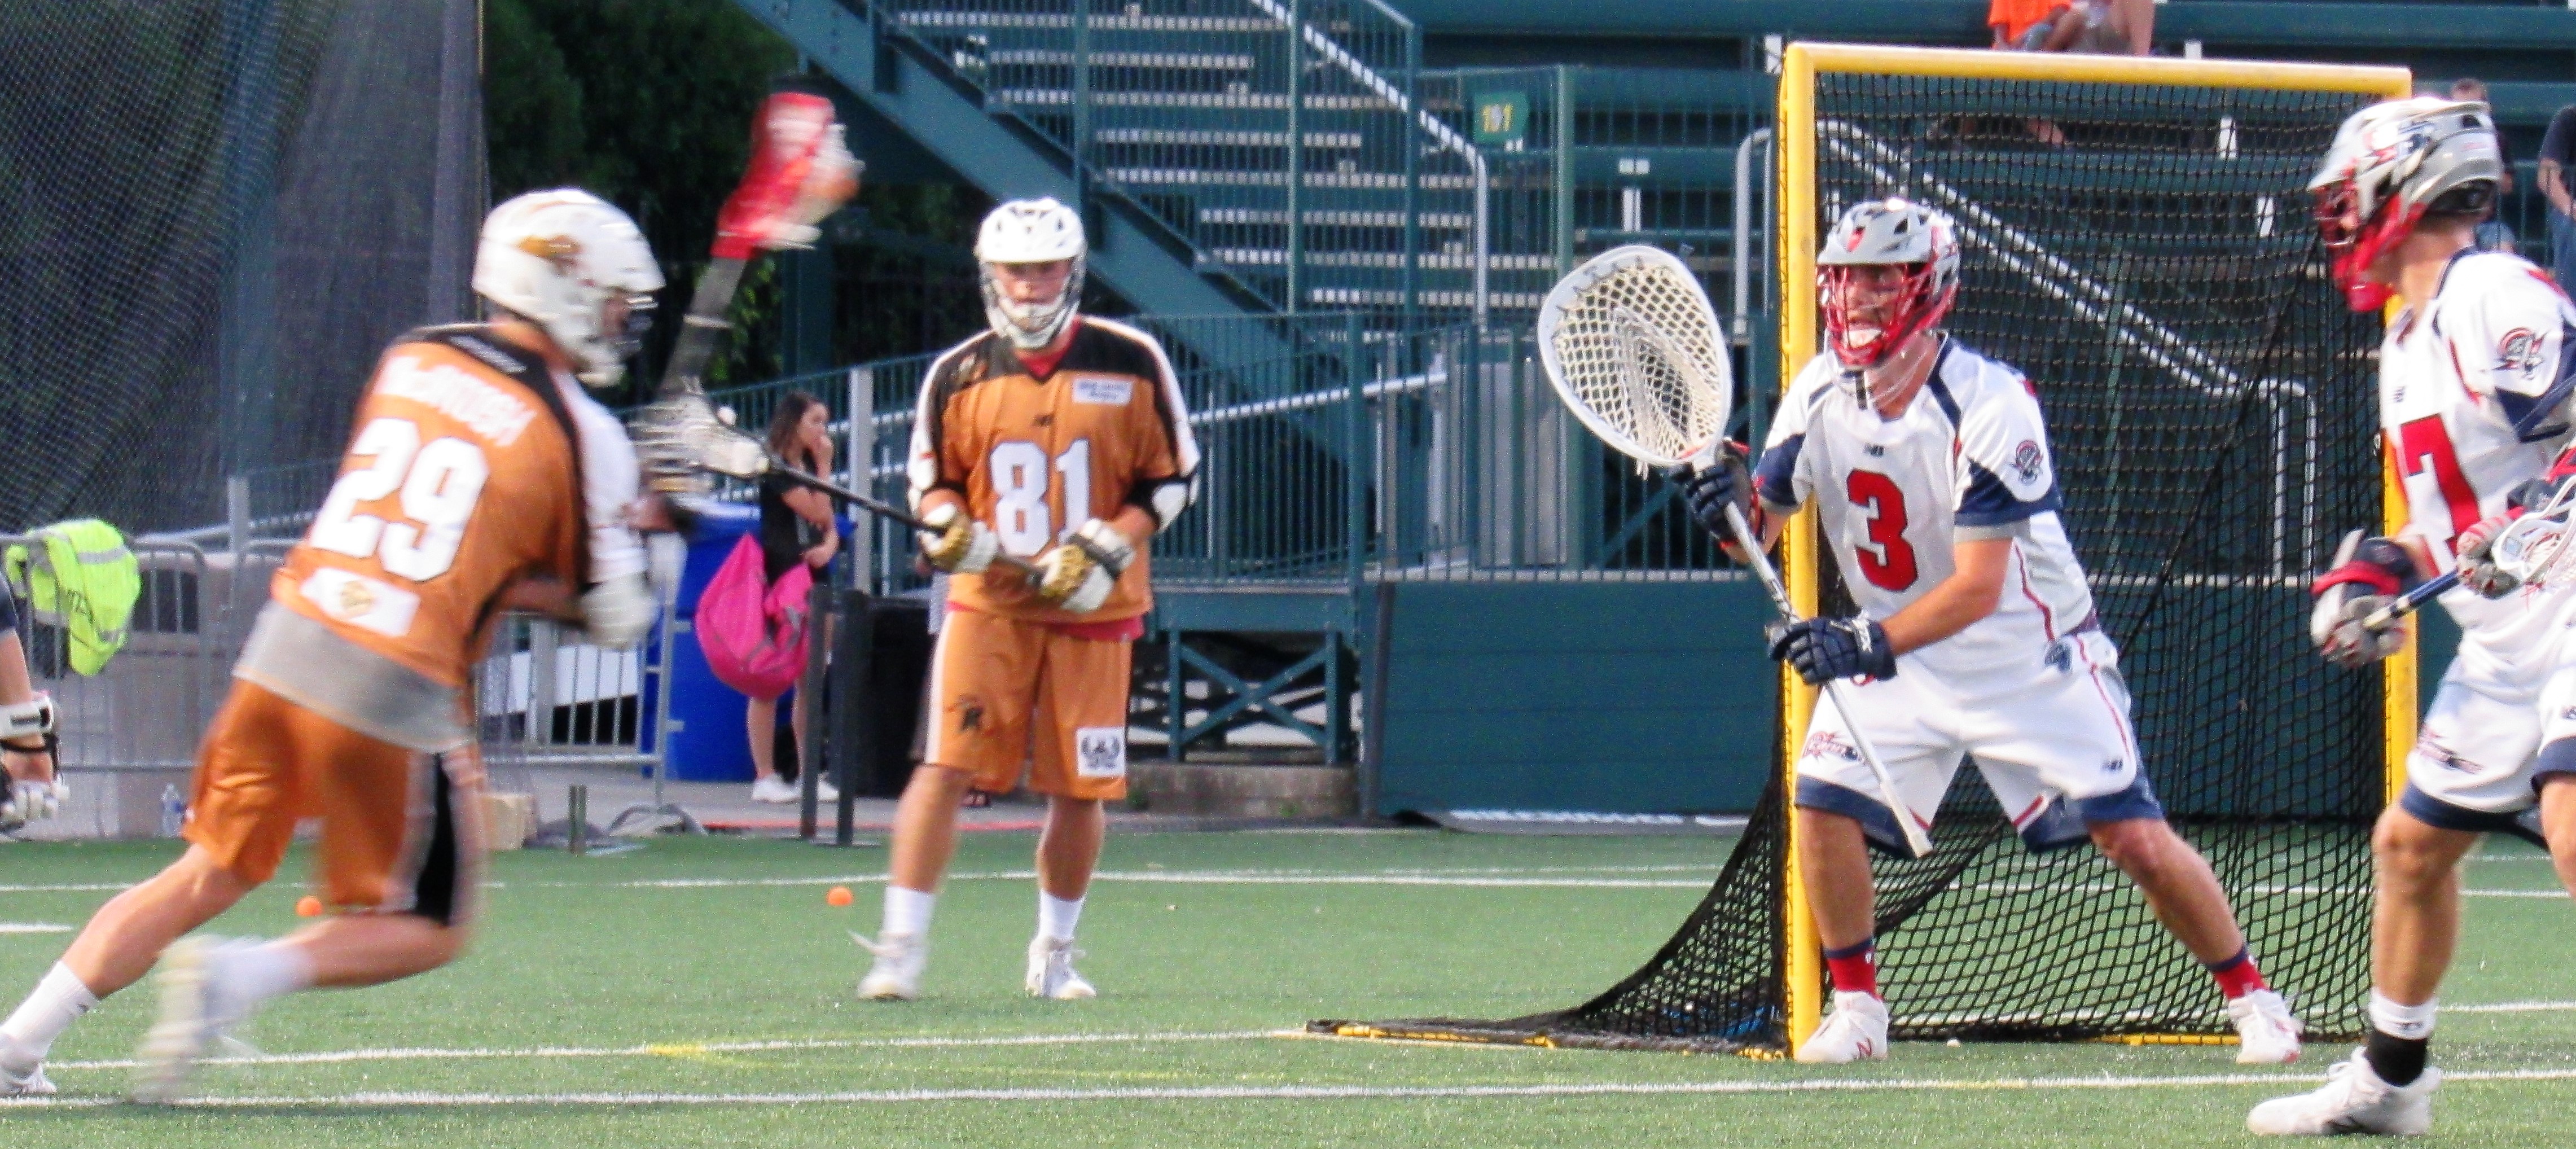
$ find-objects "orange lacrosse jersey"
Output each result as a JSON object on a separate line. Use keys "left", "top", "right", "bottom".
{"left": 269, "top": 325, "right": 592, "bottom": 687}
{"left": 909, "top": 317, "right": 1200, "bottom": 624}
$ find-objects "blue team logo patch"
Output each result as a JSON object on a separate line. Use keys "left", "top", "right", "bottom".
{"left": 2010, "top": 440, "right": 2046, "bottom": 484}
{"left": 1801, "top": 731, "right": 1863, "bottom": 765}
{"left": 2499, "top": 328, "right": 2546, "bottom": 381}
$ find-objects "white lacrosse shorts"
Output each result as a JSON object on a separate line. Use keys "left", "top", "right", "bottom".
{"left": 2401, "top": 644, "right": 2576, "bottom": 829}
{"left": 1793, "top": 629, "right": 2161, "bottom": 856}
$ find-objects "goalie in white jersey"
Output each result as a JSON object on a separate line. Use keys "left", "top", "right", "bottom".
{"left": 1678, "top": 198, "right": 2301, "bottom": 1067}
{"left": 2254, "top": 99, "right": 2576, "bottom": 1137}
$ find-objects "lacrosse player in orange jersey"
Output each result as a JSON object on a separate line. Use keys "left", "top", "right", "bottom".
{"left": 0, "top": 190, "right": 678, "bottom": 1102}
{"left": 857, "top": 198, "right": 1200, "bottom": 1002}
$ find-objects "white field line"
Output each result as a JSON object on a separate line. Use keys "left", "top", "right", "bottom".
{"left": 0, "top": 923, "right": 70, "bottom": 933}
{"left": 2450, "top": 1001, "right": 2576, "bottom": 1014}
{"left": 19, "top": 1066, "right": 2576, "bottom": 1108}
{"left": 46, "top": 1029, "right": 1285, "bottom": 1073}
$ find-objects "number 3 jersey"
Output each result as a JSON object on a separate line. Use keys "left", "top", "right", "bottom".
{"left": 2380, "top": 248, "right": 2576, "bottom": 659}
{"left": 252, "top": 325, "right": 646, "bottom": 751}
{"left": 1757, "top": 340, "right": 2094, "bottom": 685}
{"left": 910, "top": 318, "right": 1201, "bottom": 625}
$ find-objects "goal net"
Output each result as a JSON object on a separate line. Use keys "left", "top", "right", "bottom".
{"left": 1316, "top": 46, "right": 2407, "bottom": 1054}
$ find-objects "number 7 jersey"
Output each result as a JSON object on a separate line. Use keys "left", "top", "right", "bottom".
{"left": 1757, "top": 340, "right": 2094, "bottom": 685}
{"left": 2380, "top": 248, "right": 2576, "bottom": 654}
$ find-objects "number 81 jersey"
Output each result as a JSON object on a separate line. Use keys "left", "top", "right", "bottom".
{"left": 1757, "top": 340, "right": 2095, "bottom": 683}
{"left": 910, "top": 318, "right": 1200, "bottom": 624}
{"left": 2381, "top": 249, "right": 2576, "bottom": 651}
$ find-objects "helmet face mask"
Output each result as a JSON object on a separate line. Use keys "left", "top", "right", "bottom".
{"left": 975, "top": 198, "right": 1087, "bottom": 351}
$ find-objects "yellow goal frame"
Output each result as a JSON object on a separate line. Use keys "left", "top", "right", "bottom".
{"left": 1774, "top": 43, "right": 2413, "bottom": 1049}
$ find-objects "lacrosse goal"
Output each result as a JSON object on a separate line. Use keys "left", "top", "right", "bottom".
{"left": 1316, "top": 45, "right": 2411, "bottom": 1055}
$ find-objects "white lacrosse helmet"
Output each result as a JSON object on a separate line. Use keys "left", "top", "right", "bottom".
{"left": 975, "top": 198, "right": 1087, "bottom": 350}
{"left": 2308, "top": 98, "right": 2501, "bottom": 312}
{"left": 473, "top": 189, "right": 667, "bottom": 388}
{"left": 1817, "top": 197, "right": 1961, "bottom": 370}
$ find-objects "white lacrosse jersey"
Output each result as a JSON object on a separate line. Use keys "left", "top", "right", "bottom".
{"left": 1757, "top": 340, "right": 2095, "bottom": 686}
{"left": 2380, "top": 248, "right": 2576, "bottom": 659}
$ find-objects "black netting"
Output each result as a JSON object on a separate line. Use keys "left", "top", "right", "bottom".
{"left": 0, "top": 1, "right": 478, "bottom": 534}
{"left": 1320, "top": 73, "right": 2384, "bottom": 1054}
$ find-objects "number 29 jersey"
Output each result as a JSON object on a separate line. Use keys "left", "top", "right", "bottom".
{"left": 1756, "top": 340, "right": 2094, "bottom": 685}
{"left": 2380, "top": 249, "right": 2576, "bottom": 656}
{"left": 909, "top": 317, "right": 1201, "bottom": 624}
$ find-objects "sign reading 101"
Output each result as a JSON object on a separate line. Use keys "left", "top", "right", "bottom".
{"left": 1474, "top": 91, "right": 1528, "bottom": 148}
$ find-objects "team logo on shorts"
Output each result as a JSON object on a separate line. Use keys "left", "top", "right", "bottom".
{"left": 1801, "top": 731, "right": 1862, "bottom": 765}
{"left": 2010, "top": 440, "right": 2046, "bottom": 484}
{"left": 2044, "top": 639, "right": 2073, "bottom": 674}
{"left": 2499, "top": 328, "right": 2546, "bottom": 380}
{"left": 950, "top": 694, "right": 989, "bottom": 735}
{"left": 1074, "top": 726, "right": 1127, "bottom": 779}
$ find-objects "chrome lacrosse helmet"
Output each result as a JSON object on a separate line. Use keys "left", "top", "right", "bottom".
{"left": 1818, "top": 197, "right": 1961, "bottom": 371}
{"left": 2308, "top": 98, "right": 2501, "bottom": 312}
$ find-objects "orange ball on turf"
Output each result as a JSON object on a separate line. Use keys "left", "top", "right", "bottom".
{"left": 295, "top": 896, "right": 323, "bottom": 918}
{"left": 825, "top": 885, "right": 853, "bottom": 907}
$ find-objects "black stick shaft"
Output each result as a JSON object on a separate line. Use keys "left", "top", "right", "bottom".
{"left": 657, "top": 257, "right": 748, "bottom": 397}
{"left": 767, "top": 464, "right": 1041, "bottom": 580}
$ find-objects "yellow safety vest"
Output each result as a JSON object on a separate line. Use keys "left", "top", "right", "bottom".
{"left": 5, "top": 519, "right": 139, "bottom": 676}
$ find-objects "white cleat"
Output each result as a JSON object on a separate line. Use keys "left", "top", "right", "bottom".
{"left": 2230, "top": 989, "right": 2305, "bottom": 1065}
{"left": 0, "top": 1042, "right": 54, "bottom": 1098}
{"left": 1025, "top": 936, "right": 1096, "bottom": 1001}
{"left": 2246, "top": 1047, "right": 2439, "bottom": 1136}
{"left": 1793, "top": 990, "right": 1889, "bottom": 1064}
{"left": 131, "top": 936, "right": 257, "bottom": 1103}
{"left": 854, "top": 931, "right": 924, "bottom": 1001}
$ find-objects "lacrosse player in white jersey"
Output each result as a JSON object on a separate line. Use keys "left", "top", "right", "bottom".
{"left": 1675, "top": 197, "right": 2301, "bottom": 1067}
{"left": 2252, "top": 98, "right": 2576, "bottom": 1137}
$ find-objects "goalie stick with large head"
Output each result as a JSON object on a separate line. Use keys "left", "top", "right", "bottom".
{"left": 1537, "top": 244, "right": 1934, "bottom": 859}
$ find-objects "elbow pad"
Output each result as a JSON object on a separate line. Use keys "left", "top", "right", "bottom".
{"left": 580, "top": 574, "right": 657, "bottom": 651}
{"left": 1126, "top": 472, "right": 1199, "bottom": 532}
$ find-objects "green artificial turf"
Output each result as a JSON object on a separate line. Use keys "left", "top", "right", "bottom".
{"left": 2, "top": 830, "right": 2572, "bottom": 1146}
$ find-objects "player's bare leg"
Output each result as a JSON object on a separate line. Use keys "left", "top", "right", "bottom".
{"left": 0, "top": 847, "right": 253, "bottom": 1094}
{"left": 2091, "top": 817, "right": 2301, "bottom": 1063}
{"left": 2087, "top": 818, "right": 2245, "bottom": 962}
{"left": 1791, "top": 806, "right": 1889, "bottom": 1063}
{"left": 284, "top": 915, "right": 469, "bottom": 987}
{"left": 860, "top": 764, "right": 977, "bottom": 999}
{"left": 1029, "top": 796, "right": 1103, "bottom": 999}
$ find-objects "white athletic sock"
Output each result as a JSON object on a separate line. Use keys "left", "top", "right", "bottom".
{"left": 1038, "top": 892, "right": 1085, "bottom": 943}
{"left": 0, "top": 963, "right": 99, "bottom": 1062}
{"left": 881, "top": 885, "right": 936, "bottom": 939}
{"left": 2368, "top": 990, "right": 2437, "bottom": 1041}
{"left": 218, "top": 940, "right": 315, "bottom": 1009}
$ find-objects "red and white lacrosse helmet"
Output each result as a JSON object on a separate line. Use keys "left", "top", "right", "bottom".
{"left": 1818, "top": 198, "right": 1961, "bottom": 370}
{"left": 2308, "top": 98, "right": 2501, "bottom": 312}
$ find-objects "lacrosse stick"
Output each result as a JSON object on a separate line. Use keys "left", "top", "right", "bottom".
{"left": 1537, "top": 244, "right": 1935, "bottom": 859}
{"left": 2362, "top": 477, "right": 2576, "bottom": 631}
{"left": 632, "top": 396, "right": 1039, "bottom": 580}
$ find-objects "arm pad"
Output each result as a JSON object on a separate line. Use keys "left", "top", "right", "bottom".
{"left": 0, "top": 694, "right": 52, "bottom": 740}
{"left": 1126, "top": 473, "right": 1198, "bottom": 532}
{"left": 580, "top": 574, "right": 657, "bottom": 650}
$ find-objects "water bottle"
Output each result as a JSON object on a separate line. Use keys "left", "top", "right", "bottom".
{"left": 159, "top": 784, "right": 185, "bottom": 838}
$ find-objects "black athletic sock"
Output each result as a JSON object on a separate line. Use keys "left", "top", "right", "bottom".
{"left": 2363, "top": 1028, "right": 2428, "bottom": 1086}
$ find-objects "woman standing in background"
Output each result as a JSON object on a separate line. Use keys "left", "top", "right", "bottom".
{"left": 748, "top": 392, "right": 840, "bottom": 803}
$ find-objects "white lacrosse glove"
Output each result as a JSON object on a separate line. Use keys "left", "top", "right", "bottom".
{"left": 916, "top": 503, "right": 997, "bottom": 574}
{"left": 581, "top": 573, "right": 657, "bottom": 650}
{"left": 2309, "top": 530, "right": 2413, "bottom": 669}
{"left": 1035, "top": 519, "right": 1134, "bottom": 614}
{"left": 2456, "top": 513, "right": 2524, "bottom": 599}
{"left": 1, "top": 778, "right": 66, "bottom": 828}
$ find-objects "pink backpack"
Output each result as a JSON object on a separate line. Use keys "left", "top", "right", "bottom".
{"left": 696, "top": 534, "right": 814, "bottom": 701}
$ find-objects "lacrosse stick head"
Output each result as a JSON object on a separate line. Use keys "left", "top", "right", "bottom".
{"left": 2491, "top": 477, "right": 2576, "bottom": 588}
{"left": 632, "top": 392, "right": 772, "bottom": 495}
{"left": 1537, "top": 245, "right": 1734, "bottom": 468}
{"left": 710, "top": 88, "right": 863, "bottom": 261}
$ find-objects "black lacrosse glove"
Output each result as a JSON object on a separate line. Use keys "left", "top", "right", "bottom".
{"left": 1671, "top": 440, "right": 1754, "bottom": 545}
{"left": 1767, "top": 617, "right": 1898, "bottom": 686}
